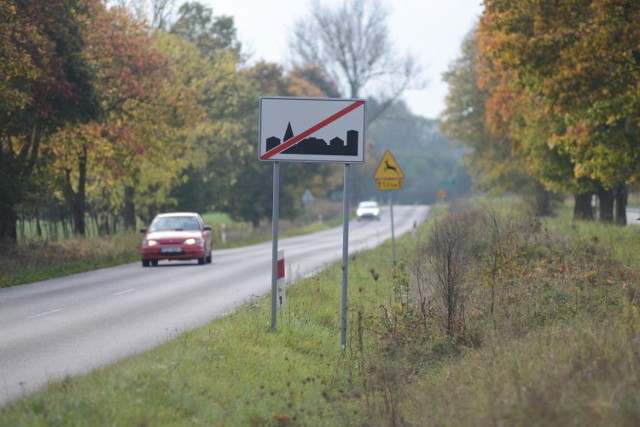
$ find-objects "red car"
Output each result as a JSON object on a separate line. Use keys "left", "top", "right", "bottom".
{"left": 140, "top": 212, "right": 213, "bottom": 267}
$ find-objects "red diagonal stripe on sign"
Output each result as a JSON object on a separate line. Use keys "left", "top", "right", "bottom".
{"left": 260, "top": 100, "right": 364, "bottom": 160}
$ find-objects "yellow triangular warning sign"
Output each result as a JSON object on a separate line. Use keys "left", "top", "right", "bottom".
{"left": 374, "top": 150, "right": 405, "bottom": 180}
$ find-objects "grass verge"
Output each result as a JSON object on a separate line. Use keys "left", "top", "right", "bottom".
{"left": 1, "top": 198, "right": 639, "bottom": 425}
{"left": 1, "top": 232, "right": 405, "bottom": 425}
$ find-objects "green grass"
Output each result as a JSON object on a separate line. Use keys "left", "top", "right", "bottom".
{"left": 1, "top": 198, "right": 639, "bottom": 425}
{"left": 0, "top": 233, "right": 402, "bottom": 426}
{"left": 201, "top": 212, "right": 233, "bottom": 225}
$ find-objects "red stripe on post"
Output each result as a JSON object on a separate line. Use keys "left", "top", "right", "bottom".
{"left": 277, "top": 258, "right": 285, "bottom": 279}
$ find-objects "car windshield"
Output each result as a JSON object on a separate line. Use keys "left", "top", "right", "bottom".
{"left": 359, "top": 202, "right": 378, "bottom": 209}
{"left": 150, "top": 216, "right": 199, "bottom": 231}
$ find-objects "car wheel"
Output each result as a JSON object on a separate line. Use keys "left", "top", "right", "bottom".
{"left": 142, "top": 260, "right": 150, "bottom": 267}
{"left": 198, "top": 256, "right": 206, "bottom": 265}
{"left": 151, "top": 260, "right": 159, "bottom": 266}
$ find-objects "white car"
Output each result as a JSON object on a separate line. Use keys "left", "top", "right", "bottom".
{"left": 356, "top": 201, "right": 380, "bottom": 221}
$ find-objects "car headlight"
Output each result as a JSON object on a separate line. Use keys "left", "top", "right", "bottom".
{"left": 145, "top": 240, "right": 158, "bottom": 246}
{"left": 184, "top": 237, "right": 202, "bottom": 245}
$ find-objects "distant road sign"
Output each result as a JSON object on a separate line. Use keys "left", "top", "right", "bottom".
{"left": 301, "top": 189, "right": 314, "bottom": 206}
{"left": 374, "top": 150, "right": 405, "bottom": 180}
{"left": 259, "top": 97, "right": 366, "bottom": 163}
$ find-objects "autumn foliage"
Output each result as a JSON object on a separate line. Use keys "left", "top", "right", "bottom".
{"left": 443, "top": 0, "right": 640, "bottom": 222}
{"left": 0, "top": 0, "right": 344, "bottom": 242}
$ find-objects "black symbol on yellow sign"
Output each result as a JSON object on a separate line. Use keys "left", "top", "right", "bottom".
{"left": 374, "top": 150, "right": 404, "bottom": 180}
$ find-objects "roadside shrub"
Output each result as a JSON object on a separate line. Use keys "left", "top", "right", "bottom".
{"left": 426, "top": 209, "right": 473, "bottom": 338}
{"left": 354, "top": 199, "right": 640, "bottom": 425}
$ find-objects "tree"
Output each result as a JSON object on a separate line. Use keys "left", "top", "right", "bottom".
{"left": 441, "top": 29, "right": 522, "bottom": 194}
{"left": 162, "top": 3, "right": 258, "bottom": 218}
{"left": 441, "top": 28, "right": 550, "bottom": 214}
{"left": 478, "top": 0, "right": 640, "bottom": 224}
{"left": 48, "top": 1, "right": 186, "bottom": 235}
{"left": 157, "top": 32, "right": 252, "bottom": 217}
{"left": 288, "top": 0, "right": 422, "bottom": 122}
{"left": 288, "top": 0, "right": 424, "bottom": 203}
{"left": 289, "top": 64, "right": 341, "bottom": 99}
{"left": 0, "top": 0, "right": 98, "bottom": 242}
{"left": 170, "top": 2, "right": 241, "bottom": 59}
{"left": 545, "top": 0, "right": 640, "bottom": 224}
{"left": 119, "top": 0, "right": 176, "bottom": 30}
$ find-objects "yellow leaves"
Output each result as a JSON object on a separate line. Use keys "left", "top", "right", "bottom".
{"left": 605, "top": 115, "right": 618, "bottom": 126}
{"left": 573, "top": 163, "right": 596, "bottom": 180}
{"left": 476, "top": 0, "right": 640, "bottom": 189}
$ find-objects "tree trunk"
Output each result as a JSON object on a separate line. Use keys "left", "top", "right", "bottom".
{"left": 573, "top": 192, "right": 594, "bottom": 220}
{"left": 598, "top": 186, "right": 614, "bottom": 223}
{"left": 75, "top": 146, "right": 87, "bottom": 236}
{"left": 532, "top": 182, "right": 553, "bottom": 217}
{"left": 63, "top": 145, "right": 87, "bottom": 236}
{"left": 0, "top": 204, "right": 18, "bottom": 243}
{"left": 615, "top": 184, "right": 627, "bottom": 226}
{"left": 0, "top": 124, "right": 42, "bottom": 243}
{"left": 0, "top": 158, "right": 19, "bottom": 243}
{"left": 122, "top": 185, "right": 136, "bottom": 230}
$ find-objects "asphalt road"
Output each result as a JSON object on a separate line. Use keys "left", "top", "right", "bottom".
{"left": 0, "top": 204, "right": 429, "bottom": 405}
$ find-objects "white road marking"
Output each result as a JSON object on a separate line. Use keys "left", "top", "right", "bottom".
{"left": 29, "top": 308, "right": 63, "bottom": 319}
{"left": 112, "top": 289, "right": 135, "bottom": 296}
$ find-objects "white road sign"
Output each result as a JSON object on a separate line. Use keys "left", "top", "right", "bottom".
{"left": 259, "top": 97, "right": 366, "bottom": 163}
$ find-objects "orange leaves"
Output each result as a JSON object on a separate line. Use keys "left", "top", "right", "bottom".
{"left": 476, "top": 0, "right": 640, "bottom": 190}
{"left": 84, "top": 2, "right": 172, "bottom": 114}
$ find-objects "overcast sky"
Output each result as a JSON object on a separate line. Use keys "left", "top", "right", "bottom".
{"left": 205, "top": 0, "right": 483, "bottom": 119}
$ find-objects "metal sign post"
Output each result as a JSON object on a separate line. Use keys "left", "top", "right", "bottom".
{"left": 271, "top": 162, "right": 280, "bottom": 332}
{"left": 341, "top": 164, "right": 350, "bottom": 350}
{"left": 389, "top": 191, "right": 396, "bottom": 260}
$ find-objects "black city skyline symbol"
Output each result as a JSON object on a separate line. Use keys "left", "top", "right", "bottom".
{"left": 266, "top": 122, "right": 359, "bottom": 156}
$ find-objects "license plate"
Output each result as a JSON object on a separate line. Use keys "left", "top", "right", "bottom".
{"left": 161, "top": 247, "right": 182, "bottom": 254}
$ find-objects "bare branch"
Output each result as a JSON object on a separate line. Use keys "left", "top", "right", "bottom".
{"left": 288, "top": 0, "right": 424, "bottom": 119}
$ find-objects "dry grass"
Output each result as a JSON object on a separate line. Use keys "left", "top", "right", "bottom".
{"left": 353, "top": 198, "right": 640, "bottom": 425}
{"left": 1, "top": 198, "right": 639, "bottom": 426}
{"left": 0, "top": 233, "right": 141, "bottom": 288}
